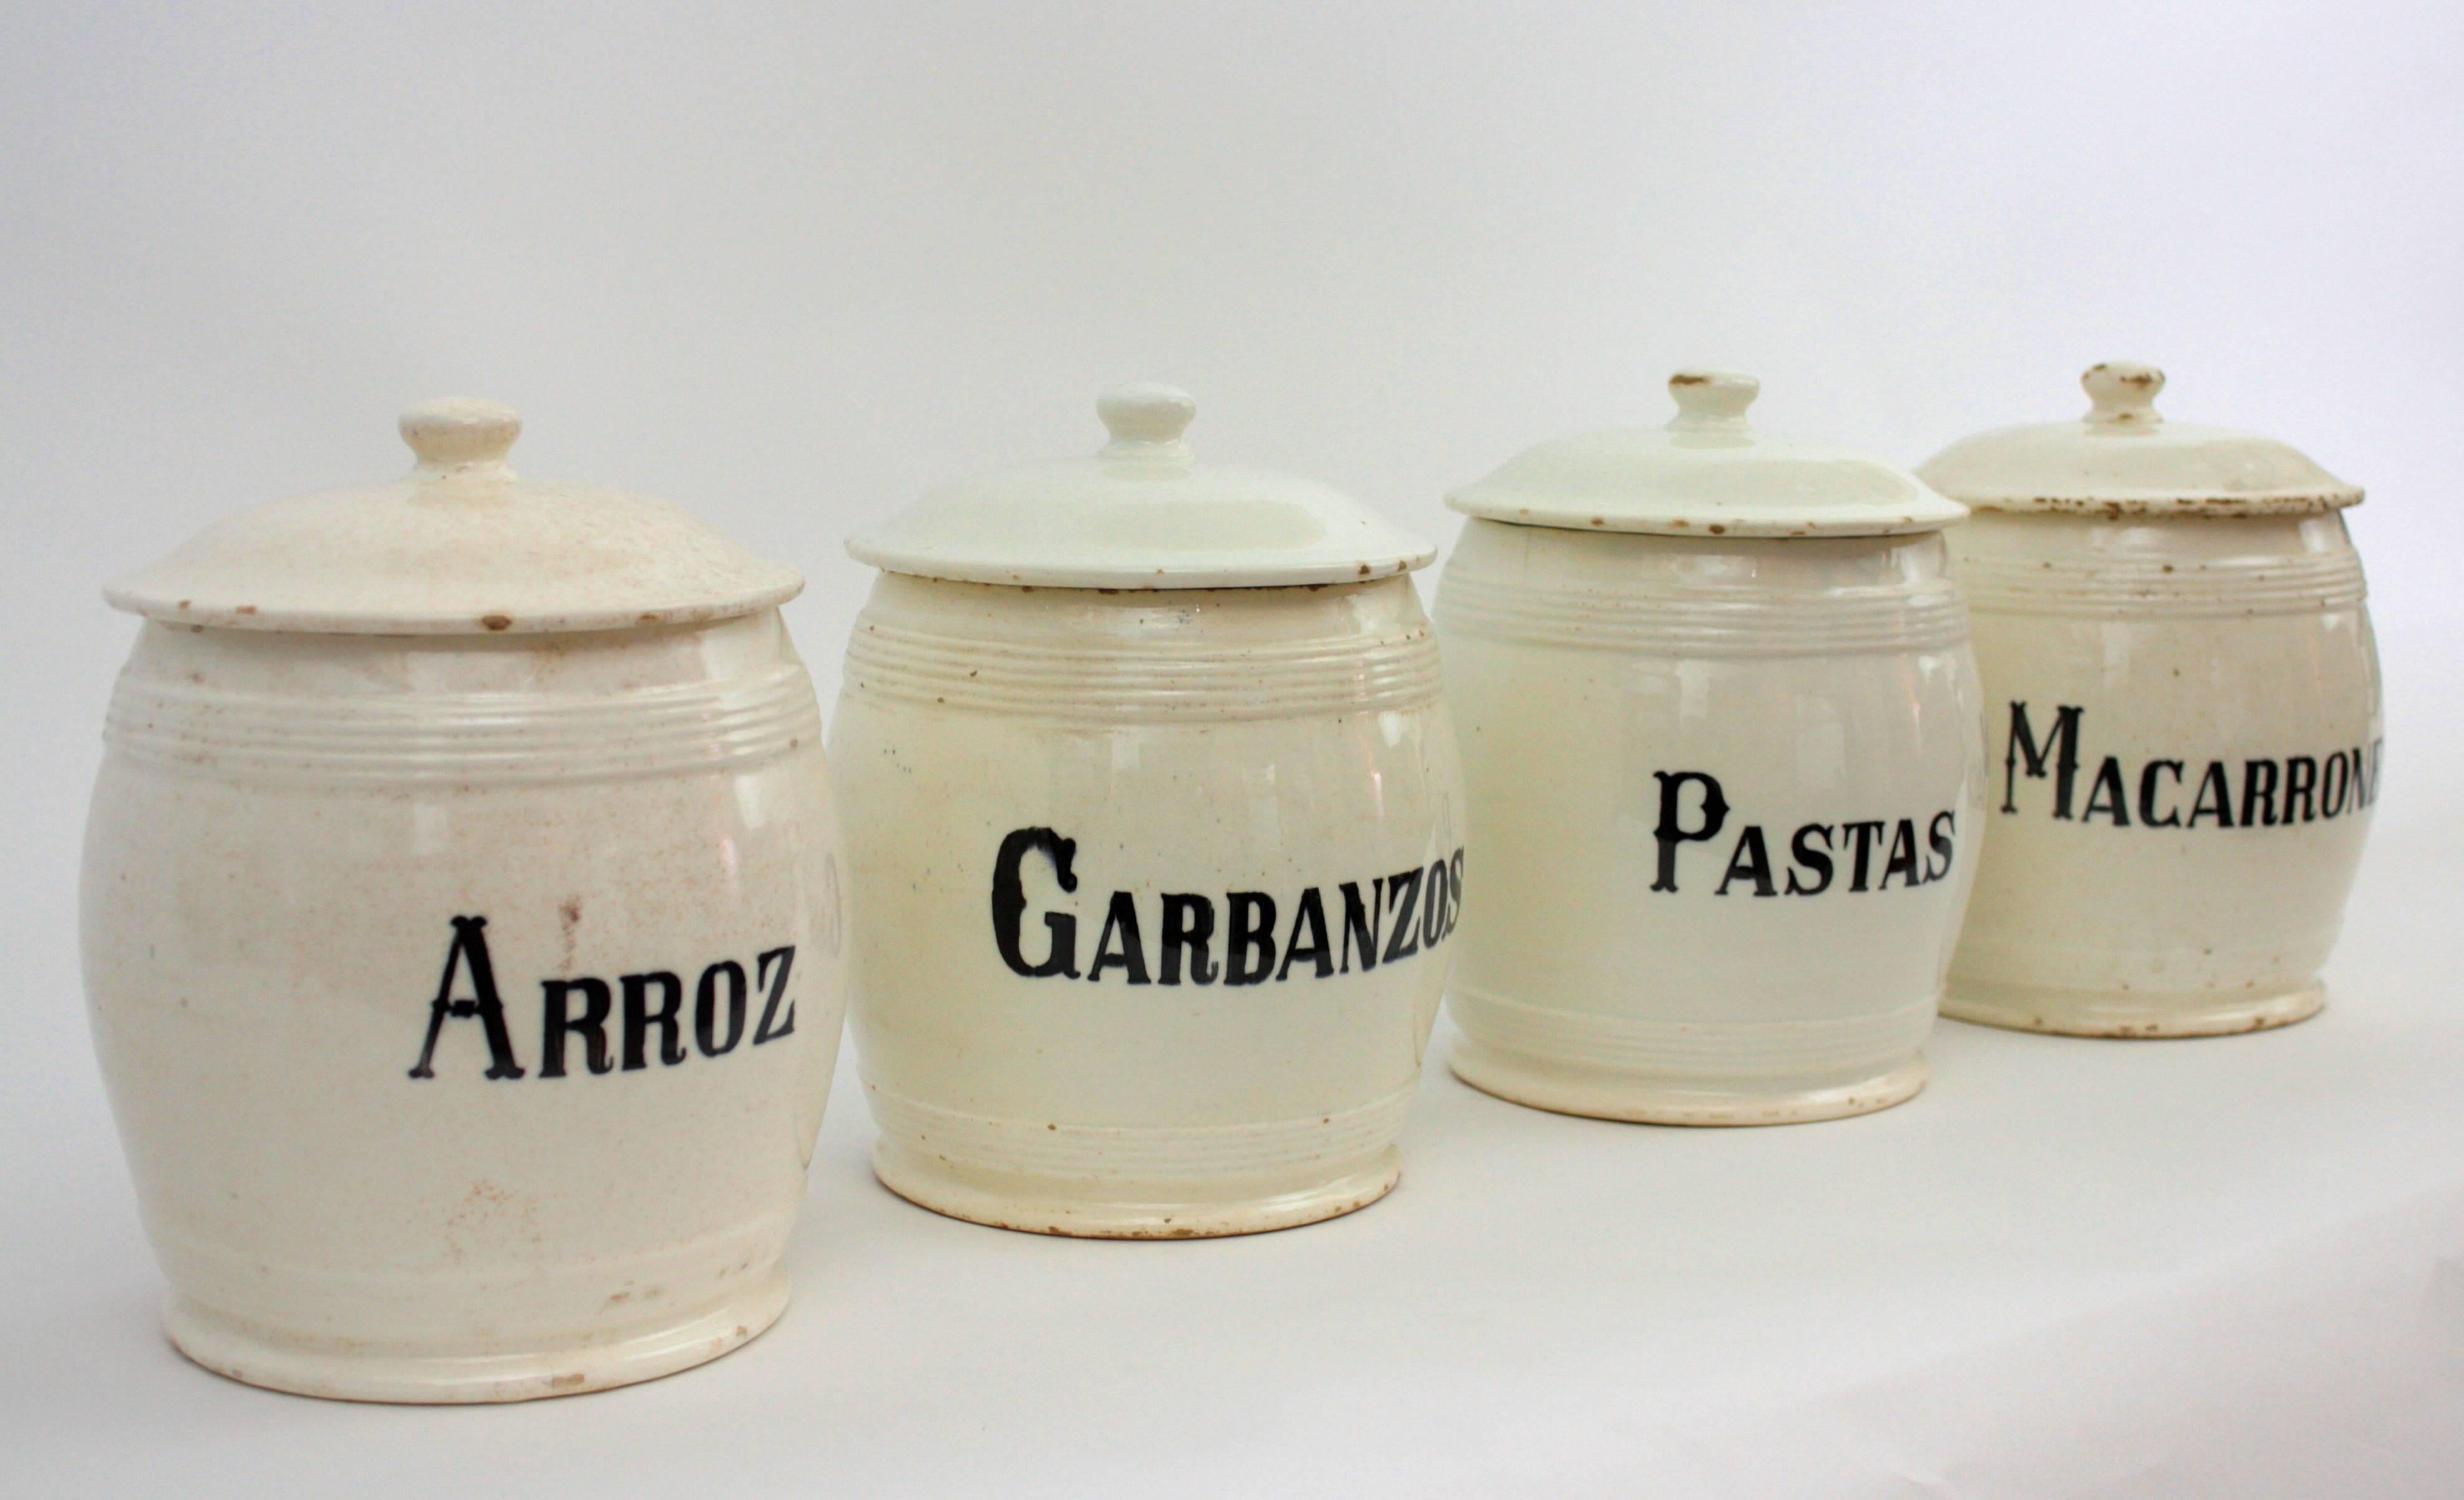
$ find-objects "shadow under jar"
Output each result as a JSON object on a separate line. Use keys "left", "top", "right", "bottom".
{"left": 1437, "top": 370, "right": 1983, "bottom": 1125}
{"left": 832, "top": 385, "right": 1463, "bottom": 1237}
{"left": 82, "top": 400, "right": 846, "bottom": 1402}
{"left": 1920, "top": 362, "right": 2379, "bottom": 1037}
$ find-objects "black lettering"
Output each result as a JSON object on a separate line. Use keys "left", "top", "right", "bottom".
{"left": 695, "top": 960, "right": 747, "bottom": 1057}
{"left": 1339, "top": 879, "right": 1382, "bottom": 974}
{"left": 2138, "top": 760, "right": 2185, "bottom": 828}
{"left": 2321, "top": 752, "right": 2350, "bottom": 818}
{"left": 1715, "top": 826, "right": 1777, "bottom": 897}
{"left": 1878, "top": 818, "right": 1921, "bottom": 889}
{"left": 1843, "top": 820, "right": 1886, "bottom": 892}
{"left": 407, "top": 915, "right": 525, "bottom": 1080}
{"left": 1160, "top": 894, "right": 1218, "bottom": 985}
{"left": 1421, "top": 860, "right": 1451, "bottom": 946}
{"left": 1382, "top": 868, "right": 1425, "bottom": 963}
{"left": 752, "top": 946, "right": 797, "bottom": 1044}
{"left": 1446, "top": 849, "right": 1466, "bottom": 936}
{"left": 991, "top": 827, "right": 1080, "bottom": 978}
{"left": 1786, "top": 825, "right": 1834, "bottom": 896}
{"left": 2283, "top": 755, "right": 2319, "bottom": 823}
{"left": 1087, "top": 892, "right": 1152, "bottom": 984}
{"left": 2081, "top": 757, "right": 2130, "bottom": 826}
{"left": 2004, "top": 702, "right": 2085, "bottom": 818}
{"left": 540, "top": 977, "right": 613, "bottom": 1078}
{"left": 1924, "top": 810, "right": 1956, "bottom": 883}
{"left": 2187, "top": 762, "right": 2236, "bottom": 828}
{"left": 620, "top": 971, "right": 685, "bottom": 1071}
{"left": 1278, "top": 888, "right": 1334, "bottom": 980}
{"left": 2242, "top": 760, "right": 2280, "bottom": 826}
{"left": 1225, "top": 893, "right": 1278, "bottom": 985}
{"left": 1651, "top": 770, "right": 1729, "bottom": 893}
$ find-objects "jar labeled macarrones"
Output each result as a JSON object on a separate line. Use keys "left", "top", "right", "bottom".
{"left": 1437, "top": 371, "right": 1983, "bottom": 1124}
{"left": 1919, "top": 362, "right": 2379, "bottom": 1036}
{"left": 83, "top": 400, "right": 846, "bottom": 1401}
{"left": 832, "top": 385, "right": 1463, "bottom": 1236}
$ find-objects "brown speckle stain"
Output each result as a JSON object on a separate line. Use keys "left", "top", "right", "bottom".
{"left": 235, "top": 604, "right": 258, "bottom": 615}
{"left": 603, "top": 1290, "right": 632, "bottom": 1308}
{"left": 1357, "top": 563, "right": 1372, "bottom": 576}
{"left": 480, "top": 614, "right": 513, "bottom": 631}
{"left": 550, "top": 1373, "right": 587, "bottom": 1390}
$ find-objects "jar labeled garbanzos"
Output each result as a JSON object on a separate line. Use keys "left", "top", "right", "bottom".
{"left": 1919, "top": 362, "right": 2378, "bottom": 1037}
{"left": 833, "top": 384, "right": 1462, "bottom": 1237}
{"left": 82, "top": 400, "right": 845, "bottom": 1401}
{"left": 1437, "top": 370, "right": 1982, "bottom": 1124}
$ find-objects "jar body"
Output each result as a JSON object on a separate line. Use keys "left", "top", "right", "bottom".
{"left": 1436, "top": 520, "right": 1984, "bottom": 1123}
{"left": 830, "top": 574, "right": 1462, "bottom": 1237}
{"left": 1946, "top": 510, "right": 2380, "bottom": 1035}
{"left": 80, "top": 612, "right": 844, "bottom": 1401}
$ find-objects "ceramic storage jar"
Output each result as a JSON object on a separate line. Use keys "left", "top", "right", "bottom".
{"left": 1919, "top": 362, "right": 2378, "bottom": 1037}
{"left": 82, "top": 400, "right": 845, "bottom": 1402}
{"left": 1437, "top": 370, "right": 1984, "bottom": 1125}
{"left": 832, "top": 384, "right": 1463, "bottom": 1237}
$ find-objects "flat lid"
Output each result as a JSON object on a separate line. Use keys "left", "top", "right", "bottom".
{"left": 105, "top": 399, "right": 802, "bottom": 634}
{"left": 1917, "top": 362, "right": 2362, "bottom": 515}
{"left": 846, "top": 384, "right": 1435, "bottom": 589}
{"left": 1447, "top": 370, "right": 1967, "bottom": 539}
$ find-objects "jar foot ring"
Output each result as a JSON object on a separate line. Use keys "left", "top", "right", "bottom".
{"left": 1450, "top": 1042, "right": 1928, "bottom": 1126}
{"left": 1942, "top": 977, "right": 2326, "bottom": 1038}
{"left": 160, "top": 1267, "right": 789, "bottom": 1404}
{"left": 870, "top": 1138, "right": 1400, "bottom": 1239}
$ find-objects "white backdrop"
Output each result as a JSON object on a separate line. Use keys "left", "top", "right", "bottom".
{"left": 4, "top": 4, "right": 2461, "bottom": 1496}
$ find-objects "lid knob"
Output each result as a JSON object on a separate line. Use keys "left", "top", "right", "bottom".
{"left": 400, "top": 397, "right": 523, "bottom": 468}
{"left": 1666, "top": 369, "right": 1759, "bottom": 430}
{"left": 1097, "top": 383, "right": 1198, "bottom": 455}
{"left": 2082, "top": 362, "right": 2165, "bottom": 426}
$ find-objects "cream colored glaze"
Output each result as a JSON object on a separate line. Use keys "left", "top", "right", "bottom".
{"left": 83, "top": 611, "right": 845, "bottom": 1400}
{"left": 1438, "top": 520, "right": 1984, "bottom": 1121}
{"left": 1945, "top": 509, "right": 2379, "bottom": 1035}
{"left": 830, "top": 574, "right": 1462, "bottom": 1236}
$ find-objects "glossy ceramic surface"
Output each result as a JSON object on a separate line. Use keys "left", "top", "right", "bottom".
{"left": 81, "top": 405, "right": 845, "bottom": 1401}
{"left": 1943, "top": 512, "right": 2377, "bottom": 1035}
{"left": 1437, "top": 372, "right": 1982, "bottom": 1124}
{"left": 1924, "top": 364, "right": 2377, "bottom": 1037}
{"left": 837, "top": 402, "right": 1462, "bottom": 1236}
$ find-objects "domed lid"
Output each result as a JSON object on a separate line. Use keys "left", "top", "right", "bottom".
{"left": 105, "top": 399, "right": 802, "bottom": 634}
{"left": 1917, "top": 362, "right": 2362, "bottom": 515}
{"left": 846, "top": 384, "right": 1435, "bottom": 589}
{"left": 1447, "top": 370, "right": 1966, "bottom": 539}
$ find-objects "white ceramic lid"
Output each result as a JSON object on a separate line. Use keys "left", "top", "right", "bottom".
{"left": 846, "top": 384, "right": 1435, "bottom": 589}
{"left": 1447, "top": 369, "right": 1966, "bottom": 540}
{"left": 1918, "top": 362, "right": 2362, "bottom": 515}
{"left": 105, "top": 399, "right": 802, "bottom": 634}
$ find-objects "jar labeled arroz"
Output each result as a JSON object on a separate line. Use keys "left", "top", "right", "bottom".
{"left": 832, "top": 384, "right": 1464, "bottom": 1237}
{"left": 1436, "top": 370, "right": 1984, "bottom": 1125}
{"left": 1919, "top": 363, "right": 2379, "bottom": 1037}
{"left": 82, "top": 400, "right": 846, "bottom": 1402}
